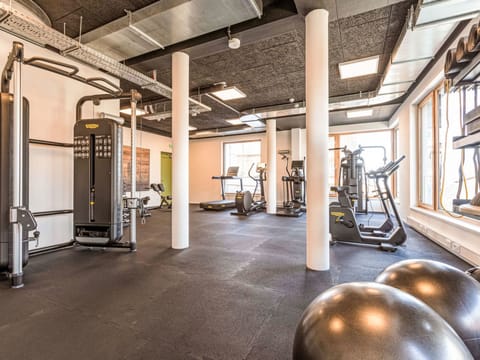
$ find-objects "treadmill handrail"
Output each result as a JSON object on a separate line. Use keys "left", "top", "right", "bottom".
{"left": 367, "top": 155, "right": 405, "bottom": 178}
{"left": 212, "top": 175, "right": 242, "bottom": 180}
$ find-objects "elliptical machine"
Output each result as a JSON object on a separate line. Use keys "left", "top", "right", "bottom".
{"left": 276, "top": 154, "right": 306, "bottom": 217}
{"left": 329, "top": 156, "right": 406, "bottom": 251}
{"left": 231, "top": 163, "right": 266, "bottom": 216}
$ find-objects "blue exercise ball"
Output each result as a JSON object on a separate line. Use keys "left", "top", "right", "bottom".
{"left": 376, "top": 259, "right": 480, "bottom": 357}
{"left": 293, "top": 282, "right": 472, "bottom": 360}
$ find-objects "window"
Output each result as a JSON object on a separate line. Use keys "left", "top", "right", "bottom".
{"left": 223, "top": 140, "right": 261, "bottom": 193}
{"left": 437, "top": 86, "right": 478, "bottom": 213}
{"left": 393, "top": 127, "right": 400, "bottom": 198}
{"left": 417, "top": 83, "right": 479, "bottom": 220}
{"left": 338, "top": 131, "right": 392, "bottom": 173}
{"left": 328, "top": 130, "right": 393, "bottom": 199}
{"left": 418, "top": 94, "right": 436, "bottom": 208}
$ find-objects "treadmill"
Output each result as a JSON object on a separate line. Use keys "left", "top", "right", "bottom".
{"left": 200, "top": 166, "right": 243, "bottom": 210}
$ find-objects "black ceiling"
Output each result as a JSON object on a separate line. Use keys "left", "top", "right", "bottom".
{"left": 33, "top": 0, "right": 415, "bottom": 135}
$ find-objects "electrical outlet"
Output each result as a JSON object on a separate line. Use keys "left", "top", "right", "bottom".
{"left": 451, "top": 242, "right": 461, "bottom": 254}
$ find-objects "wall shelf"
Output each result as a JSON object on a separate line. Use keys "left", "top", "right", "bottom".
{"left": 453, "top": 132, "right": 480, "bottom": 149}
{"left": 450, "top": 51, "right": 480, "bottom": 148}
{"left": 452, "top": 50, "right": 480, "bottom": 87}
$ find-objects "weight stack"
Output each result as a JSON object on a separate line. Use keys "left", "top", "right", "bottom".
{"left": 0, "top": 93, "right": 30, "bottom": 271}
{"left": 73, "top": 118, "right": 123, "bottom": 245}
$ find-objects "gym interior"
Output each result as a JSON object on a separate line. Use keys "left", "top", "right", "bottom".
{"left": 0, "top": 0, "right": 480, "bottom": 359}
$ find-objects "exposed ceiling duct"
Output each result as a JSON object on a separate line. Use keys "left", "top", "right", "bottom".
{"left": 0, "top": 2, "right": 211, "bottom": 114}
{"left": 189, "top": 124, "right": 263, "bottom": 139}
{"left": 80, "top": 0, "right": 263, "bottom": 61}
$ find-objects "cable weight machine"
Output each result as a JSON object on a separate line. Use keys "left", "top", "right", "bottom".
{"left": 330, "top": 145, "right": 387, "bottom": 214}
{"left": 0, "top": 41, "right": 147, "bottom": 287}
{"left": 0, "top": 42, "right": 40, "bottom": 288}
{"left": 74, "top": 90, "right": 143, "bottom": 251}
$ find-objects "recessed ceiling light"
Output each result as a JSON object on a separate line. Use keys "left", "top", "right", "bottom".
{"left": 346, "top": 109, "right": 373, "bottom": 118}
{"left": 226, "top": 118, "right": 243, "bottom": 125}
{"left": 189, "top": 126, "right": 197, "bottom": 131}
{"left": 211, "top": 86, "right": 246, "bottom": 101}
{"left": 339, "top": 55, "right": 380, "bottom": 79}
{"left": 120, "top": 108, "right": 146, "bottom": 116}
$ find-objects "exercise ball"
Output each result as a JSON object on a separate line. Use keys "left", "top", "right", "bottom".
{"left": 376, "top": 259, "right": 480, "bottom": 357}
{"left": 292, "top": 282, "right": 472, "bottom": 360}
{"left": 466, "top": 267, "right": 480, "bottom": 282}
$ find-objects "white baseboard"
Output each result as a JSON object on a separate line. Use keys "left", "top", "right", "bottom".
{"left": 407, "top": 216, "right": 479, "bottom": 266}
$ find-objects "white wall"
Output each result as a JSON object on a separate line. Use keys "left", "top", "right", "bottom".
{"left": 122, "top": 128, "right": 172, "bottom": 207}
{"left": 0, "top": 32, "right": 120, "bottom": 249}
{"left": 391, "top": 19, "right": 480, "bottom": 265}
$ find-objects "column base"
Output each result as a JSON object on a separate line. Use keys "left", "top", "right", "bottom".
{"left": 11, "top": 273, "right": 24, "bottom": 288}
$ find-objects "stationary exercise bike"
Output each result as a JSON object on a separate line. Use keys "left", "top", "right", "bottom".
{"left": 329, "top": 156, "right": 406, "bottom": 251}
{"left": 231, "top": 163, "right": 267, "bottom": 216}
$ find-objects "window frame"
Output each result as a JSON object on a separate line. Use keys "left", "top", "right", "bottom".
{"left": 329, "top": 129, "right": 395, "bottom": 198}
{"left": 222, "top": 139, "right": 262, "bottom": 194}
{"left": 417, "top": 92, "right": 438, "bottom": 210}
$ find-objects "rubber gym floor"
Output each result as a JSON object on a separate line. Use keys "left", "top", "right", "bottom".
{"left": 0, "top": 206, "right": 469, "bottom": 360}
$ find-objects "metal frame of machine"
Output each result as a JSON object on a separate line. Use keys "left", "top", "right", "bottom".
{"left": 329, "top": 156, "right": 407, "bottom": 251}
{"left": 0, "top": 41, "right": 144, "bottom": 287}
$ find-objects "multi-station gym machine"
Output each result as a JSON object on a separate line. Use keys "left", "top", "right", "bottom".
{"left": 0, "top": 41, "right": 147, "bottom": 288}
{"left": 330, "top": 145, "right": 387, "bottom": 214}
{"left": 74, "top": 91, "right": 142, "bottom": 251}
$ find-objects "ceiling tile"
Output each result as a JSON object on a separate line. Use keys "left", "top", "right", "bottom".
{"left": 341, "top": 18, "right": 389, "bottom": 61}
{"left": 53, "top": 8, "right": 103, "bottom": 38}
{"left": 329, "top": 21, "right": 342, "bottom": 47}
{"left": 329, "top": 46, "right": 344, "bottom": 64}
{"left": 346, "top": 75, "right": 382, "bottom": 93}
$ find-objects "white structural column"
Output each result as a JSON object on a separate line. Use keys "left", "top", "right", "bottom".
{"left": 305, "top": 9, "right": 329, "bottom": 271}
{"left": 266, "top": 119, "right": 277, "bottom": 214}
{"left": 172, "top": 51, "right": 189, "bottom": 249}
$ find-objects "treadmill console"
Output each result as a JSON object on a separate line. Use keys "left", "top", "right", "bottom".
{"left": 291, "top": 160, "right": 304, "bottom": 177}
{"left": 225, "top": 166, "right": 239, "bottom": 177}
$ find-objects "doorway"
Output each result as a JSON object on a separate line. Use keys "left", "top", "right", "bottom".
{"left": 161, "top": 152, "right": 172, "bottom": 198}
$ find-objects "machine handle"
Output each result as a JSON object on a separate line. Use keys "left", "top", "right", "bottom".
{"left": 86, "top": 78, "right": 123, "bottom": 95}
{"left": 24, "top": 56, "right": 79, "bottom": 76}
{"left": 367, "top": 155, "right": 405, "bottom": 177}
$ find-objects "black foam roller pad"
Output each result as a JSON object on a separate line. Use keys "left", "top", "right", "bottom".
{"left": 456, "top": 37, "right": 475, "bottom": 63}
{"left": 467, "top": 24, "right": 480, "bottom": 53}
{"left": 445, "top": 48, "right": 463, "bottom": 78}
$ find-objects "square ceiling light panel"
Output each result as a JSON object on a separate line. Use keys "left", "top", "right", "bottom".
{"left": 339, "top": 56, "right": 380, "bottom": 79}
{"left": 211, "top": 86, "right": 246, "bottom": 101}
{"left": 346, "top": 108, "right": 373, "bottom": 119}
